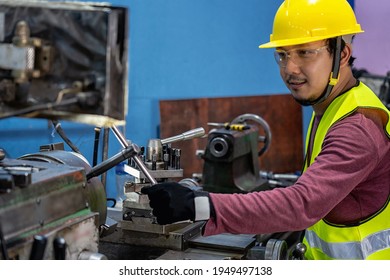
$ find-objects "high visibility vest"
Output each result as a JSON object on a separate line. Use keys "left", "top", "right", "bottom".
{"left": 302, "top": 82, "right": 390, "bottom": 260}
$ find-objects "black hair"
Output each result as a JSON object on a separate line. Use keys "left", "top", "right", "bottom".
{"left": 327, "top": 37, "right": 356, "bottom": 66}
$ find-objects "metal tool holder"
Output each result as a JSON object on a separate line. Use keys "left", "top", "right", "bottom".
{"left": 102, "top": 127, "right": 207, "bottom": 251}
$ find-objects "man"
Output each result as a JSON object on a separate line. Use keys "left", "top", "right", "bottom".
{"left": 142, "top": 0, "right": 390, "bottom": 259}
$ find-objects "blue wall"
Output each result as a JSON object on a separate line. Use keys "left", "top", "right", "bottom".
{"left": 3, "top": 0, "right": 356, "bottom": 200}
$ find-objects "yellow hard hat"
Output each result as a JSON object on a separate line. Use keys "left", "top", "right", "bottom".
{"left": 259, "top": 0, "right": 364, "bottom": 48}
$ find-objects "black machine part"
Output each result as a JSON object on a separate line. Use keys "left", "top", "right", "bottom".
{"left": 201, "top": 128, "right": 268, "bottom": 192}
{"left": 201, "top": 113, "right": 271, "bottom": 193}
{"left": 202, "top": 125, "right": 265, "bottom": 193}
{"left": 230, "top": 113, "right": 272, "bottom": 157}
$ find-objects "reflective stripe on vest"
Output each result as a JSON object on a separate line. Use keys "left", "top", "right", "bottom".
{"left": 302, "top": 82, "right": 390, "bottom": 260}
{"left": 305, "top": 228, "right": 390, "bottom": 259}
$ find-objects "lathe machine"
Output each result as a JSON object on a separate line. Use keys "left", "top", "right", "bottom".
{"left": 0, "top": 0, "right": 304, "bottom": 260}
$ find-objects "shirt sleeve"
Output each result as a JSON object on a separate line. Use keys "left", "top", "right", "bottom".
{"left": 203, "top": 112, "right": 388, "bottom": 236}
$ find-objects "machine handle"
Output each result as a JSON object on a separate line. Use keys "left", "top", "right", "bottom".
{"left": 53, "top": 237, "right": 67, "bottom": 260}
{"left": 29, "top": 235, "right": 47, "bottom": 260}
{"left": 111, "top": 126, "right": 158, "bottom": 185}
{"left": 161, "top": 127, "right": 205, "bottom": 145}
{"left": 86, "top": 145, "right": 138, "bottom": 181}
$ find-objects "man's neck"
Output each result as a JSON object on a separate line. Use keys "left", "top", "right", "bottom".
{"left": 312, "top": 69, "right": 357, "bottom": 115}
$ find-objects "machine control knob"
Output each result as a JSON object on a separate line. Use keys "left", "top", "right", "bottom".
{"left": 53, "top": 237, "right": 67, "bottom": 260}
{"left": 29, "top": 235, "right": 47, "bottom": 260}
{"left": 291, "top": 242, "right": 307, "bottom": 260}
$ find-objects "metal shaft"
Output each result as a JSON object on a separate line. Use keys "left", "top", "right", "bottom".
{"left": 86, "top": 145, "right": 138, "bottom": 180}
{"left": 161, "top": 127, "right": 205, "bottom": 145}
{"left": 111, "top": 126, "right": 157, "bottom": 185}
{"left": 131, "top": 152, "right": 157, "bottom": 185}
{"left": 111, "top": 125, "right": 129, "bottom": 148}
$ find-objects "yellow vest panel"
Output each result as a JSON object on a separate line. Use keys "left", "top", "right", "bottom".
{"left": 302, "top": 82, "right": 390, "bottom": 260}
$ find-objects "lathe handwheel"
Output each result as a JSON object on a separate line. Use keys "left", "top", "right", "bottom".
{"left": 231, "top": 113, "right": 272, "bottom": 156}
{"left": 264, "top": 239, "right": 288, "bottom": 260}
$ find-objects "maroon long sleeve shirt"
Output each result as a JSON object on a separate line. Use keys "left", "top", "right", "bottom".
{"left": 204, "top": 112, "right": 390, "bottom": 236}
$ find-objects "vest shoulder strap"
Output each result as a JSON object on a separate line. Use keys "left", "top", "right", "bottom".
{"left": 305, "top": 82, "right": 390, "bottom": 168}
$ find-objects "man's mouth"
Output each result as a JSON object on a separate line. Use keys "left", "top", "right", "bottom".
{"left": 287, "top": 78, "right": 306, "bottom": 85}
{"left": 287, "top": 78, "right": 306, "bottom": 89}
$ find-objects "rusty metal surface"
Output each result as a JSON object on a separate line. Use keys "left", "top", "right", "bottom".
{"left": 6, "top": 212, "right": 100, "bottom": 260}
{"left": 0, "top": 158, "right": 89, "bottom": 241}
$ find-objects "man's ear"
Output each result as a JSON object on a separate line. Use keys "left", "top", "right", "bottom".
{"left": 340, "top": 43, "right": 352, "bottom": 67}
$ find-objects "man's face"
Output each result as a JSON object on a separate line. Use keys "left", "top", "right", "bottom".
{"left": 275, "top": 40, "right": 333, "bottom": 106}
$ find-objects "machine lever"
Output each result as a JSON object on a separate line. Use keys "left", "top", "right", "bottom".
{"left": 53, "top": 237, "right": 67, "bottom": 260}
{"left": 86, "top": 145, "right": 138, "bottom": 181}
{"left": 110, "top": 126, "right": 157, "bottom": 185}
{"left": 29, "top": 235, "right": 47, "bottom": 260}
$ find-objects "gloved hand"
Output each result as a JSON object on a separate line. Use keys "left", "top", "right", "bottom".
{"left": 141, "top": 182, "right": 213, "bottom": 225}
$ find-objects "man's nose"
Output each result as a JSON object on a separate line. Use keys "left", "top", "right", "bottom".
{"left": 283, "top": 56, "right": 301, "bottom": 74}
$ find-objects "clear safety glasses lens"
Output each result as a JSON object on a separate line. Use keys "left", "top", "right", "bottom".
{"left": 274, "top": 45, "right": 328, "bottom": 68}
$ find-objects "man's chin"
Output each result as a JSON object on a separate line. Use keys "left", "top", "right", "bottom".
{"left": 292, "top": 96, "right": 315, "bottom": 106}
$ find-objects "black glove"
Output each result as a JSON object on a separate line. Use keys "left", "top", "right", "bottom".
{"left": 141, "top": 182, "right": 213, "bottom": 225}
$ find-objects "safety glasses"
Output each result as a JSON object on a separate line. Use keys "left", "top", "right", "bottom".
{"left": 274, "top": 45, "right": 328, "bottom": 68}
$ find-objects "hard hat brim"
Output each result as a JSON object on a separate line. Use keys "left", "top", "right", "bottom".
{"left": 259, "top": 30, "right": 364, "bottom": 49}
